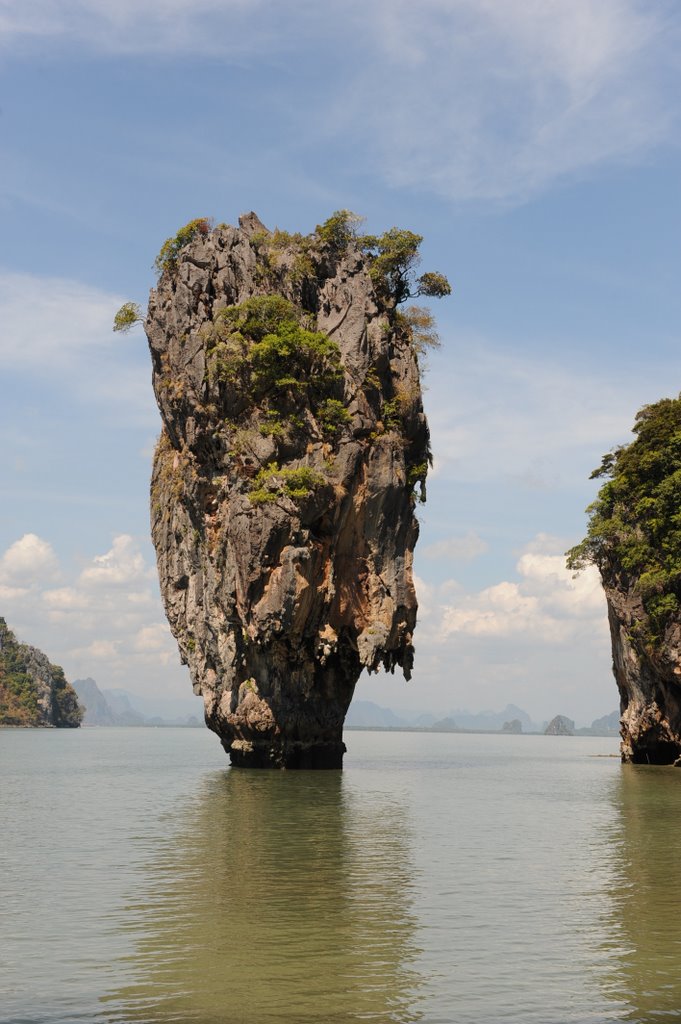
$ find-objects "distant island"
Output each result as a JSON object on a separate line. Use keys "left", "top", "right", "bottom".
{"left": 0, "top": 617, "right": 82, "bottom": 728}
{"left": 71, "top": 677, "right": 202, "bottom": 728}
{"left": 345, "top": 700, "right": 619, "bottom": 737}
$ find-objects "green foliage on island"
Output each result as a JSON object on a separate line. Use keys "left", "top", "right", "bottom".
{"left": 567, "top": 395, "right": 681, "bottom": 638}
{"left": 147, "top": 211, "right": 451, "bottom": 513}
{"left": 206, "top": 295, "right": 344, "bottom": 424}
{"left": 317, "top": 398, "right": 351, "bottom": 437}
{"left": 0, "top": 617, "right": 82, "bottom": 727}
{"left": 315, "top": 209, "right": 365, "bottom": 251}
{"left": 315, "top": 210, "right": 452, "bottom": 307}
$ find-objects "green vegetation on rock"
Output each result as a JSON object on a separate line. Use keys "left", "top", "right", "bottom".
{"left": 315, "top": 210, "right": 451, "bottom": 306}
{"left": 206, "top": 295, "right": 343, "bottom": 425}
{"left": 249, "top": 462, "right": 327, "bottom": 505}
{"left": 113, "top": 301, "right": 144, "bottom": 333}
{"left": 567, "top": 395, "right": 681, "bottom": 638}
{"left": 154, "top": 217, "right": 213, "bottom": 277}
{"left": 144, "top": 211, "right": 451, "bottom": 526}
{"left": 0, "top": 617, "right": 82, "bottom": 727}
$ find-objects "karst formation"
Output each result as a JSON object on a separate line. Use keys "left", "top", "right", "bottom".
{"left": 568, "top": 396, "right": 681, "bottom": 764}
{"left": 133, "top": 212, "right": 449, "bottom": 767}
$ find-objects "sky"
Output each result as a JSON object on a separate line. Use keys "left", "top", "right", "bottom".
{"left": 1, "top": 0, "right": 680, "bottom": 726}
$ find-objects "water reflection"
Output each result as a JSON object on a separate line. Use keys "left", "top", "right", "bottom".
{"left": 102, "top": 770, "right": 422, "bottom": 1024}
{"left": 603, "top": 766, "right": 681, "bottom": 1022}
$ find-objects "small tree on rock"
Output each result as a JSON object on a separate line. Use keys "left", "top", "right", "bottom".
{"left": 113, "top": 302, "right": 144, "bottom": 333}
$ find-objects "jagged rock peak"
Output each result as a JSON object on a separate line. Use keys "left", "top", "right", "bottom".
{"left": 0, "top": 617, "right": 82, "bottom": 728}
{"left": 143, "top": 211, "right": 450, "bottom": 768}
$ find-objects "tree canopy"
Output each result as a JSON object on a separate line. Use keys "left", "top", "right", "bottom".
{"left": 315, "top": 210, "right": 452, "bottom": 306}
{"left": 567, "top": 395, "right": 681, "bottom": 633}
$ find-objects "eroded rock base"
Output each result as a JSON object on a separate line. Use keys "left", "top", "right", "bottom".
{"left": 620, "top": 713, "right": 681, "bottom": 765}
{"left": 609, "top": 595, "right": 681, "bottom": 765}
{"left": 225, "top": 738, "right": 346, "bottom": 770}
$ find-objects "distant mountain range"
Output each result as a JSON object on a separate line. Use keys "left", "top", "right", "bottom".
{"left": 345, "top": 700, "right": 620, "bottom": 736}
{"left": 72, "top": 679, "right": 620, "bottom": 737}
{"left": 72, "top": 678, "right": 203, "bottom": 727}
{"left": 346, "top": 701, "right": 542, "bottom": 732}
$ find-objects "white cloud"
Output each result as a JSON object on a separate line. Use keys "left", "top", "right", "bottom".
{"left": 0, "top": 0, "right": 283, "bottom": 55}
{"left": 0, "top": 272, "right": 119, "bottom": 368}
{"left": 0, "top": 532, "right": 188, "bottom": 694}
{"left": 132, "top": 622, "right": 177, "bottom": 665}
{"left": 42, "top": 586, "right": 90, "bottom": 611}
{"left": 70, "top": 638, "right": 119, "bottom": 660}
{"left": 0, "top": 583, "right": 29, "bottom": 601}
{"left": 426, "top": 336, "right": 675, "bottom": 487}
{"left": 133, "top": 622, "right": 171, "bottom": 652}
{"left": 0, "top": 1, "right": 676, "bottom": 203}
{"left": 79, "top": 534, "right": 154, "bottom": 588}
{"left": 352, "top": 0, "right": 671, "bottom": 201}
{"left": 0, "top": 533, "right": 59, "bottom": 583}
{"left": 439, "top": 535, "right": 606, "bottom": 642}
{"left": 357, "top": 533, "right": 614, "bottom": 723}
{"left": 423, "top": 531, "right": 488, "bottom": 562}
{"left": 0, "top": 271, "right": 154, "bottom": 421}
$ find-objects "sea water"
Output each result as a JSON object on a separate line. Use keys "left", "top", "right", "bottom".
{"left": 1, "top": 727, "right": 679, "bottom": 1023}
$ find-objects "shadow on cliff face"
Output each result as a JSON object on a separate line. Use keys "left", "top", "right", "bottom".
{"left": 597, "top": 766, "right": 681, "bottom": 1021}
{"left": 100, "top": 769, "right": 423, "bottom": 1024}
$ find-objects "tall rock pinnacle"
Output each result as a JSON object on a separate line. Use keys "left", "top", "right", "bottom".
{"left": 568, "top": 396, "right": 681, "bottom": 764}
{"left": 141, "top": 212, "right": 449, "bottom": 768}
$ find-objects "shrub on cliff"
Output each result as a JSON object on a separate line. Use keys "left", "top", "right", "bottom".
{"left": 315, "top": 211, "right": 452, "bottom": 307}
{"left": 207, "top": 295, "right": 343, "bottom": 416}
{"left": 567, "top": 395, "right": 681, "bottom": 635}
{"left": 113, "top": 302, "right": 144, "bottom": 333}
{"left": 249, "top": 463, "right": 327, "bottom": 505}
{"left": 154, "top": 217, "right": 213, "bottom": 276}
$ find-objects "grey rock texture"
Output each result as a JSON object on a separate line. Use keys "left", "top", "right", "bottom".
{"left": 604, "top": 582, "right": 681, "bottom": 763}
{"left": 146, "top": 215, "right": 430, "bottom": 767}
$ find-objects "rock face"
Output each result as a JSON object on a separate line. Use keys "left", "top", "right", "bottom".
{"left": 146, "top": 214, "right": 433, "bottom": 768}
{"left": 604, "top": 582, "right": 681, "bottom": 763}
{"left": 0, "top": 617, "right": 82, "bottom": 728}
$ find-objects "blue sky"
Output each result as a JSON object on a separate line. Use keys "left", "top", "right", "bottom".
{"left": 1, "top": 0, "right": 680, "bottom": 725}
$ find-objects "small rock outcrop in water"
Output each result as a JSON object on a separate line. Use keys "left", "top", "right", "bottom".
{"left": 568, "top": 396, "right": 681, "bottom": 764}
{"left": 138, "top": 212, "right": 449, "bottom": 768}
{"left": 0, "top": 617, "right": 82, "bottom": 727}
{"left": 544, "top": 715, "right": 575, "bottom": 736}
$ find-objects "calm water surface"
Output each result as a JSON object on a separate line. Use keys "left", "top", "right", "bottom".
{"left": 2, "top": 728, "right": 681, "bottom": 1023}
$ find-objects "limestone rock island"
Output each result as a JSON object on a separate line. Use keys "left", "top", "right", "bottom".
{"left": 139, "top": 212, "right": 450, "bottom": 768}
{"left": 568, "top": 396, "right": 681, "bottom": 764}
{"left": 0, "top": 617, "right": 82, "bottom": 728}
